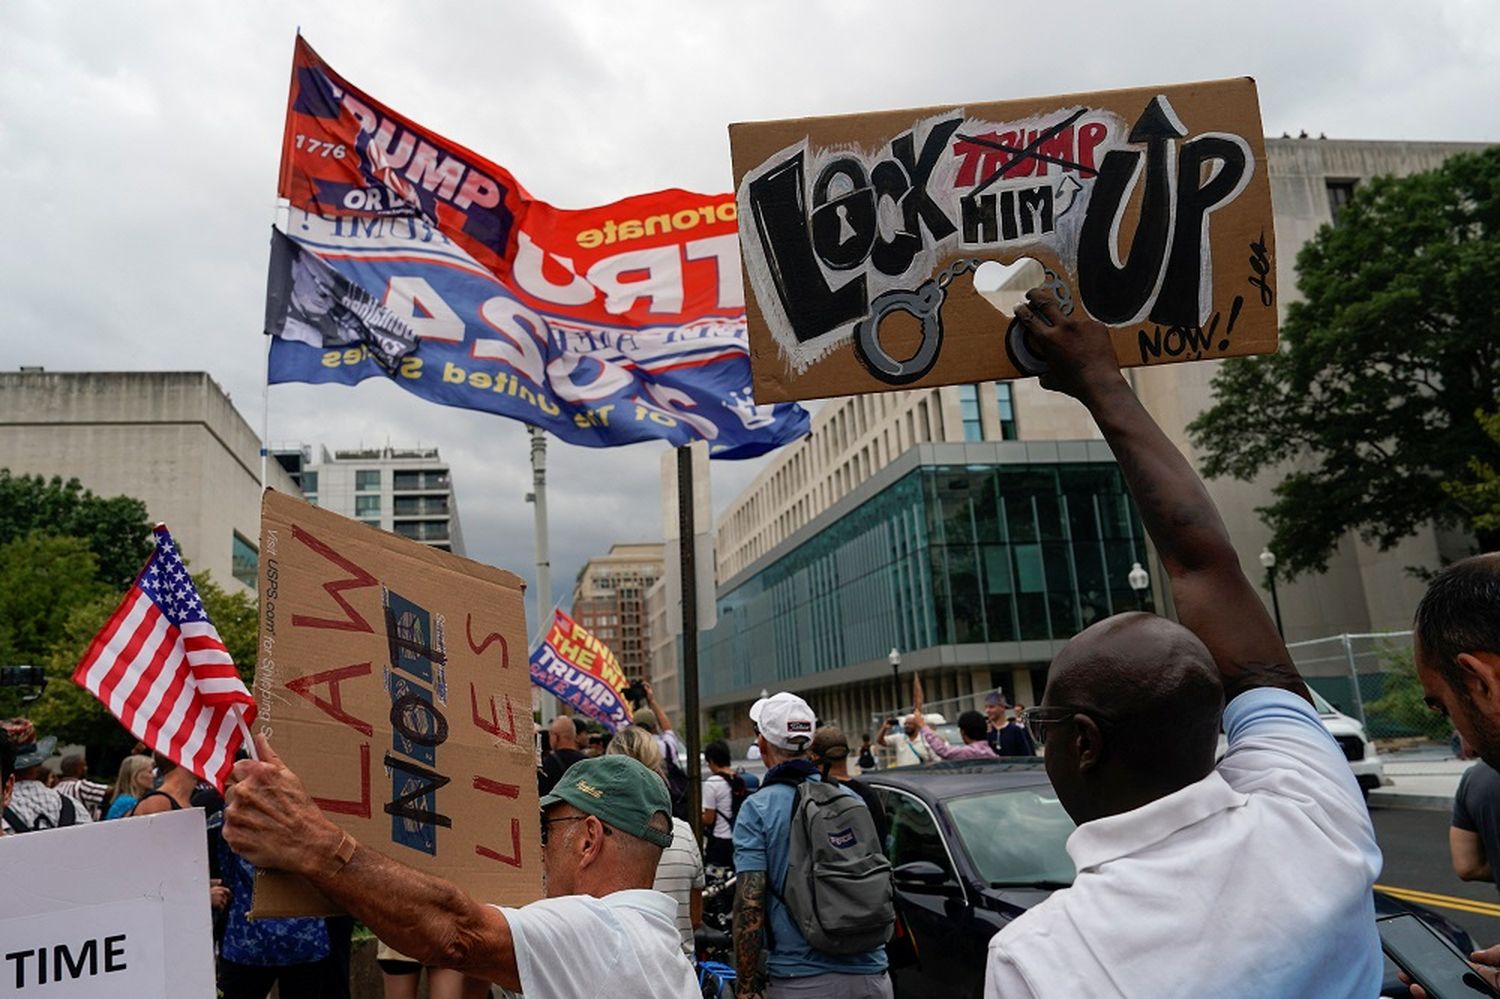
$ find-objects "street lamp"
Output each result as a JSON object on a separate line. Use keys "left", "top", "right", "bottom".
{"left": 1259, "top": 548, "right": 1284, "bottom": 638}
{"left": 1127, "top": 562, "right": 1150, "bottom": 612}
{"left": 888, "top": 648, "right": 901, "bottom": 715}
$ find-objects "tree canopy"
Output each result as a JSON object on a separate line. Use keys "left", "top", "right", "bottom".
{"left": 1189, "top": 146, "right": 1500, "bottom": 578}
{"left": 0, "top": 470, "right": 153, "bottom": 589}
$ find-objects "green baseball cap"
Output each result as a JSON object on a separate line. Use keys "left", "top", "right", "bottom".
{"left": 540, "top": 755, "right": 674, "bottom": 848}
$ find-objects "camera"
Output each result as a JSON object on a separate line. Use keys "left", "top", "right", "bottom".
{"left": 621, "top": 680, "right": 648, "bottom": 707}
{"left": 0, "top": 665, "right": 47, "bottom": 702}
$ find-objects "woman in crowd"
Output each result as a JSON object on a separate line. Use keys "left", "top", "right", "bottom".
{"left": 606, "top": 726, "right": 705, "bottom": 957}
{"left": 102, "top": 754, "right": 152, "bottom": 819}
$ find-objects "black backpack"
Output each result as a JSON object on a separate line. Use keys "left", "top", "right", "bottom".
{"left": 710, "top": 772, "right": 751, "bottom": 829}
{"left": 4, "top": 794, "right": 77, "bottom": 833}
{"left": 663, "top": 748, "right": 691, "bottom": 821}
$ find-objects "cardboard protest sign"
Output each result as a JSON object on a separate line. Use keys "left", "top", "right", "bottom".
{"left": 0, "top": 809, "right": 214, "bottom": 998}
{"left": 730, "top": 78, "right": 1276, "bottom": 402}
{"left": 529, "top": 609, "right": 634, "bottom": 731}
{"left": 251, "top": 490, "right": 540, "bottom": 917}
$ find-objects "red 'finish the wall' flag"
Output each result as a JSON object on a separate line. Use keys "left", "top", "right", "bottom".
{"left": 73, "top": 526, "right": 257, "bottom": 790}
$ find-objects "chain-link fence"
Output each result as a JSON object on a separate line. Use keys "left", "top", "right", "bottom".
{"left": 1288, "top": 631, "right": 1448, "bottom": 744}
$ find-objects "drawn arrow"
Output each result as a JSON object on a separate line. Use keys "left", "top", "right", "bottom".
{"left": 1055, "top": 175, "right": 1084, "bottom": 218}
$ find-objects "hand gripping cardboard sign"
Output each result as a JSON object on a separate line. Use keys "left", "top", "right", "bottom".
{"left": 730, "top": 78, "right": 1276, "bottom": 402}
{"left": 250, "top": 491, "right": 540, "bottom": 917}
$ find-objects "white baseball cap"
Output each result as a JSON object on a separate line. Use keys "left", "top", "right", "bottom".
{"left": 749, "top": 692, "right": 816, "bottom": 751}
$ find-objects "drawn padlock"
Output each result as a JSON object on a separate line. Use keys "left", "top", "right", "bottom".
{"left": 809, "top": 157, "right": 877, "bottom": 271}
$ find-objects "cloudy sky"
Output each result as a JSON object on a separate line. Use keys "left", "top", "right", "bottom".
{"left": 4, "top": 0, "right": 1498, "bottom": 617}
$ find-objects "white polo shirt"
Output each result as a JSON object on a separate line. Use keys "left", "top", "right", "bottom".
{"left": 985, "top": 687, "right": 1383, "bottom": 998}
{"left": 497, "top": 888, "right": 699, "bottom": 998}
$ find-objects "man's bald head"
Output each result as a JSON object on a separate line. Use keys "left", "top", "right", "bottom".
{"left": 549, "top": 716, "right": 579, "bottom": 751}
{"left": 1042, "top": 613, "right": 1224, "bottom": 822}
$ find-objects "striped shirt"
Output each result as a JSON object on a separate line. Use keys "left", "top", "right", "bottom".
{"left": 54, "top": 778, "right": 110, "bottom": 818}
{"left": 653, "top": 817, "right": 705, "bottom": 955}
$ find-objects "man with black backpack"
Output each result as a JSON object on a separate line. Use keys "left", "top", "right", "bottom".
{"left": 732, "top": 692, "right": 893, "bottom": 999}
{"left": 702, "top": 739, "right": 747, "bottom": 872}
{"left": 0, "top": 721, "right": 89, "bottom": 834}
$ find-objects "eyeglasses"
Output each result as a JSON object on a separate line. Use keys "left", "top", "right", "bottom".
{"left": 1021, "top": 706, "right": 1115, "bottom": 745}
{"left": 539, "top": 813, "right": 611, "bottom": 847}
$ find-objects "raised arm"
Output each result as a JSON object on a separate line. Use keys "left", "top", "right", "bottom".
{"left": 644, "top": 681, "right": 673, "bottom": 733}
{"left": 1014, "top": 291, "right": 1306, "bottom": 703}
{"left": 224, "top": 736, "right": 522, "bottom": 991}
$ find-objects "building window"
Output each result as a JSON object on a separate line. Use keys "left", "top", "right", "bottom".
{"left": 1326, "top": 180, "right": 1357, "bottom": 225}
{"left": 958, "top": 385, "right": 982, "bottom": 442}
{"left": 232, "top": 532, "right": 259, "bottom": 588}
{"left": 356, "top": 469, "right": 382, "bottom": 492}
{"left": 996, "top": 382, "right": 1017, "bottom": 440}
{"left": 301, "top": 471, "right": 319, "bottom": 494}
{"left": 355, "top": 495, "right": 381, "bottom": 517}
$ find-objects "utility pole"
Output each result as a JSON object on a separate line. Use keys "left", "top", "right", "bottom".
{"left": 528, "top": 427, "right": 556, "bottom": 722}
{"left": 677, "top": 445, "right": 702, "bottom": 835}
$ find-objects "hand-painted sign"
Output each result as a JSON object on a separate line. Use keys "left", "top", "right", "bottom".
{"left": 271, "top": 37, "right": 808, "bottom": 458}
{"left": 251, "top": 490, "right": 539, "bottom": 917}
{"left": 730, "top": 78, "right": 1276, "bottom": 402}
{"left": 529, "top": 610, "right": 634, "bottom": 732}
{"left": 0, "top": 809, "right": 213, "bottom": 998}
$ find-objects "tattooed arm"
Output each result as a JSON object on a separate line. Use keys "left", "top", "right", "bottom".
{"left": 1013, "top": 291, "right": 1307, "bottom": 704}
{"left": 733, "top": 870, "right": 768, "bottom": 999}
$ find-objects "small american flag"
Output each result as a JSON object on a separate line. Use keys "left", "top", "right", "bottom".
{"left": 73, "top": 525, "right": 257, "bottom": 790}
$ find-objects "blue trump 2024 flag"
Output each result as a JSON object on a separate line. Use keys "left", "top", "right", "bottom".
{"left": 268, "top": 39, "right": 807, "bottom": 458}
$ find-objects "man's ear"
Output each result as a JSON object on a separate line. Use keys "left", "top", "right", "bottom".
{"left": 1073, "top": 715, "right": 1104, "bottom": 773}
{"left": 2, "top": 774, "right": 13, "bottom": 805}
{"left": 576, "top": 815, "right": 608, "bottom": 871}
{"left": 1457, "top": 653, "right": 1500, "bottom": 704}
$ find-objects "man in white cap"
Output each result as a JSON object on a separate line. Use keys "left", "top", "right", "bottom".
{"left": 733, "top": 692, "right": 891, "bottom": 998}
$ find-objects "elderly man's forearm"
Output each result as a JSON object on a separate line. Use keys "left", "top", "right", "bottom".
{"left": 303, "top": 844, "right": 521, "bottom": 989}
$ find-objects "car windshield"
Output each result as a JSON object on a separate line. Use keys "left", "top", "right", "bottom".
{"left": 946, "top": 787, "right": 1077, "bottom": 887}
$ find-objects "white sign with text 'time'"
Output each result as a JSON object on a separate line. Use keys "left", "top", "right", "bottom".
{"left": 0, "top": 808, "right": 213, "bottom": 997}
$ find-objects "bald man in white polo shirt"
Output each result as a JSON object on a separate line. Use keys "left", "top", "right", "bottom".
{"left": 983, "top": 292, "right": 1383, "bottom": 997}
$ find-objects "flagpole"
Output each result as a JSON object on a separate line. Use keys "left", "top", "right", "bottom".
{"left": 234, "top": 706, "right": 261, "bottom": 763}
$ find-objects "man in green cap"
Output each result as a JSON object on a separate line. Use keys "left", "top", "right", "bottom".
{"left": 224, "top": 737, "right": 700, "bottom": 997}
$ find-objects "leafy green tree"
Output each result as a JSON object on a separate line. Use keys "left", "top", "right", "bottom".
{"left": 0, "top": 535, "right": 106, "bottom": 667}
{"left": 0, "top": 471, "right": 152, "bottom": 589}
{"left": 1189, "top": 147, "right": 1500, "bottom": 578}
{"left": 1365, "top": 646, "right": 1452, "bottom": 742}
{"left": 1444, "top": 409, "right": 1500, "bottom": 535}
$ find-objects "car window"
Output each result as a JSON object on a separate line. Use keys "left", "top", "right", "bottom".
{"left": 946, "top": 788, "right": 1077, "bottom": 887}
{"left": 883, "top": 788, "right": 955, "bottom": 878}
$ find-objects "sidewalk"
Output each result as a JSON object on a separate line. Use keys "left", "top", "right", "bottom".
{"left": 1369, "top": 751, "right": 1477, "bottom": 812}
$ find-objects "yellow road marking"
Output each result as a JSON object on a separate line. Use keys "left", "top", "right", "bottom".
{"left": 1377, "top": 883, "right": 1500, "bottom": 919}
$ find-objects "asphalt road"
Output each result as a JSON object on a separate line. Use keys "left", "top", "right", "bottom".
{"left": 1373, "top": 804, "right": 1500, "bottom": 949}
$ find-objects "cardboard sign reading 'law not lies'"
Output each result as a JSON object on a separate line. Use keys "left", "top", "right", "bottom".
{"left": 251, "top": 491, "right": 540, "bottom": 917}
{"left": 730, "top": 78, "right": 1277, "bottom": 402}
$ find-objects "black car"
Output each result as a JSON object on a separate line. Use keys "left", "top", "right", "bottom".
{"left": 862, "top": 759, "right": 1473, "bottom": 998}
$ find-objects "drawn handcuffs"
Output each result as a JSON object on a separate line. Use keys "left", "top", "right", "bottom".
{"left": 853, "top": 259, "right": 1076, "bottom": 382}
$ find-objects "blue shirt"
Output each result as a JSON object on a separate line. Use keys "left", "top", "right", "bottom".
{"left": 104, "top": 794, "right": 138, "bottom": 820}
{"left": 732, "top": 763, "right": 888, "bottom": 979}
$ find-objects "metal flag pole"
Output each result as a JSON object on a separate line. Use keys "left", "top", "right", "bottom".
{"left": 528, "top": 426, "right": 557, "bottom": 723}
{"left": 676, "top": 444, "right": 702, "bottom": 833}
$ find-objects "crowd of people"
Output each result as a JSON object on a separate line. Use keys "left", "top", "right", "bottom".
{"left": 7, "top": 291, "right": 1500, "bottom": 997}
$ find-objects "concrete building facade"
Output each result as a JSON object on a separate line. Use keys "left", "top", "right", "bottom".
{"left": 570, "top": 543, "right": 664, "bottom": 685}
{"left": 703, "top": 137, "right": 1489, "bottom": 737}
{"left": 280, "top": 445, "right": 467, "bottom": 556}
{"left": 0, "top": 370, "right": 297, "bottom": 593}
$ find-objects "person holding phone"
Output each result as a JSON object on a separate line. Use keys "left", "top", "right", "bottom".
{"left": 982, "top": 291, "right": 1383, "bottom": 997}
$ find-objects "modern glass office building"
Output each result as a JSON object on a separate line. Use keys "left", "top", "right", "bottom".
{"left": 700, "top": 440, "right": 1151, "bottom": 738}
